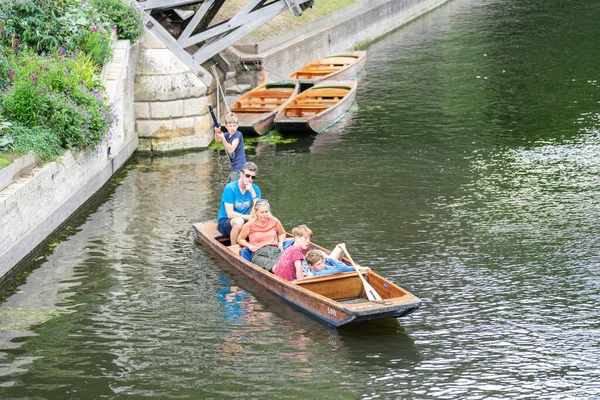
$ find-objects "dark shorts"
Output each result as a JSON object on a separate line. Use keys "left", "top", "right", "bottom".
{"left": 217, "top": 218, "right": 233, "bottom": 238}
{"left": 217, "top": 218, "right": 247, "bottom": 239}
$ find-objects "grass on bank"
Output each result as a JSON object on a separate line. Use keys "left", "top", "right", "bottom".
{"left": 234, "top": 0, "right": 360, "bottom": 43}
{"left": 0, "top": 153, "right": 12, "bottom": 169}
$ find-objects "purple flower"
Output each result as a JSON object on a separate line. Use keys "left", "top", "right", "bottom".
{"left": 112, "top": 25, "right": 118, "bottom": 31}
{"left": 93, "top": 27, "right": 99, "bottom": 33}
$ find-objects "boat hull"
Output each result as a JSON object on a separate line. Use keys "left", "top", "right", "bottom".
{"left": 228, "top": 82, "right": 300, "bottom": 136}
{"left": 288, "top": 51, "right": 367, "bottom": 88}
{"left": 275, "top": 80, "right": 358, "bottom": 135}
{"left": 193, "top": 222, "right": 421, "bottom": 327}
{"left": 236, "top": 112, "right": 275, "bottom": 136}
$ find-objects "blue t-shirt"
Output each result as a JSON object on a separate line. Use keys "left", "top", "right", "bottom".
{"left": 224, "top": 130, "right": 246, "bottom": 172}
{"left": 217, "top": 180, "right": 261, "bottom": 221}
{"left": 308, "top": 257, "right": 355, "bottom": 277}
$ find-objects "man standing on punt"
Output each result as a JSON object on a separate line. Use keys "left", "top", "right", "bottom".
{"left": 217, "top": 162, "right": 261, "bottom": 245}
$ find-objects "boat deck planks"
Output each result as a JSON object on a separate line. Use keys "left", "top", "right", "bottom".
{"left": 288, "top": 51, "right": 367, "bottom": 83}
{"left": 274, "top": 80, "right": 358, "bottom": 132}
{"left": 227, "top": 81, "right": 300, "bottom": 135}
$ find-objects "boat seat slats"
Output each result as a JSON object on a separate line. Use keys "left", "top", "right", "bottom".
{"left": 285, "top": 105, "right": 329, "bottom": 110}
{"left": 246, "top": 91, "right": 295, "bottom": 98}
{"left": 227, "top": 244, "right": 241, "bottom": 256}
{"left": 291, "top": 74, "right": 331, "bottom": 79}
{"left": 307, "top": 90, "right": 350, "bottom": 96}
{"left": 231, "top": 107, "right": 273, "bottom": 113}
{"left": 296, "top": 67, "right": 338, "bottom": 73}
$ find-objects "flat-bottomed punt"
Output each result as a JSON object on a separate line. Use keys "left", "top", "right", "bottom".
{"left": 288, "top": 51, "right": 366, "bottom": 90}
{"left": 228, "top": 82, "right": 300, "bottom": 136}
{"left": 193, "top": 222, "right": 421, "bottom": 327}
{"left": 274, "top": 80, "right": 358, "bottom": 134}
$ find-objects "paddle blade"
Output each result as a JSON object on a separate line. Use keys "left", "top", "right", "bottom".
{"left": 362, "top": 277, "right": 383, "bottom": 301}
{"left": 340, "top": 244, "right": 383, "bottom": 301}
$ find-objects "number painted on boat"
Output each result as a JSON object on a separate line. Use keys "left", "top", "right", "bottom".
{"left": 327, "top": 307, "right": 337, "bottom": 317}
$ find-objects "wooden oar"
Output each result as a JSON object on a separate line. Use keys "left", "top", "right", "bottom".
{"left": 208, "top": 104, "right": 231, "bottom": 159}
{"left": 339, "top": 244, "right": 383, "bottom": 302}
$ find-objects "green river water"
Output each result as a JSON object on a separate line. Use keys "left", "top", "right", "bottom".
{"left": 1, "top": 0, "right": 599, "bottom": 398}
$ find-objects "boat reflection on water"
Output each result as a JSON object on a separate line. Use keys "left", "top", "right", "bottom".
{"left": 214, "top": 264, "right": 420, "bottom": 370}
{"left": 252, "top": 105, "right": 359, "bottom": 156}
{"left": 335, "top": 319, "right": 420, "bottom": 367}
{"left": 309, "top": 105, "right": 358, "bottom": 154}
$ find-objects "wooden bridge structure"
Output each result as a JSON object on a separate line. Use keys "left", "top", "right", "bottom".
{"left": 136, "top": 0, "right": 315, "bottom": 86}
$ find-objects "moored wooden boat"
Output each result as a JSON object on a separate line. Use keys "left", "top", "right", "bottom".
{"left": 274, "top": 80, "right": 357, "bottom": 134}
{"left": 228, "top": 81, "right": 300, "bottom": 136}
{"left": 288, "top": 51, "right": 366, "bottom": 89}
{"left": 193, "top": 221, "right": 421, "bottom": 327}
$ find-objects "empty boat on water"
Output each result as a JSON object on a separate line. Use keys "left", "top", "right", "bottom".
{"left": 288, "top": 51, "right": 366, "bottom": 90}
{"left": 228, "top": 81, "right": 300, "bottom": 136}
{"left": 274, "top": 80, "right": 358, "bottom": 134}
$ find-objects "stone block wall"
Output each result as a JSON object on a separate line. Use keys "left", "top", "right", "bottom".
{"left": 134, "top": 30, "right": 215, "bottom": 153}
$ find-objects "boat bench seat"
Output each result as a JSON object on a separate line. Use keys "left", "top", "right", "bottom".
{"left": 247, "top": 91, "right": 294, "bottom": 98}
{"left": 228, "top": 244, "right": 241, "bottom": 255}
{"left": 231, "top": 106, "right": 272, "bottom": 113}
{"left": 239, "top": 100, "right": 282, "bottom": 106}
{"left": 285, "top": 105, "right": 329, "bottom": 110}
{"left": 227, "top": 244, "right": 253, "bottom": 261}
{"left": 297, "top": 67, "right": 338, "bottom": 73}
{"left": 308, "top": 89, "right": 350, "bottom": 96}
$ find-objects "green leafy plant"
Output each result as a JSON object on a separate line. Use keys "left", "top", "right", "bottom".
{"left": 0, "top": 0, "right": 63, "bottom": 53}
{"left": 76, "top": 29, "right": 114, "bottom": 66}
{"left": 0, "top": 119, "right": 13, "bottom": 150}
{"left": 90, "top": 0, "right": 144, "bottom": 42}
{"left": 8, "top": 123, "right": 63, "bottom": 162}
{"left": 59, "top": 2, "right": 114, "bottom": 65}
{"left": 0, "top": 49, "right": 12, "bottom": 90}
{"left": 72, "top": 53, "right": 104, "bottom": 91}
{"left": 0, "top": 0, "right": 143, "bottom": 66}
{"left": 0, "top": 49, "right": 115, "bottom": 155}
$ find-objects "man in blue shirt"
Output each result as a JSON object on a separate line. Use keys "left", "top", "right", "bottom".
{"left": 217, "top": 162, "right": 261, "bottom": 244}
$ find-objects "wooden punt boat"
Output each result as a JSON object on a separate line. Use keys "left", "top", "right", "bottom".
{"left": 193, "top": 221, "right": 421, "bottom": 327}
{"left": 274, "top": 80, "right": 357, "bottom": 134}
{"left": 288, "top": 51, "right": 366, "bottom": 89}
{"left": 228, "top": 81, "right": 300, "bottom": 136}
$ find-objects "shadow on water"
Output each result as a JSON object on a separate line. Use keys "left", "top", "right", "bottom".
{"left": 335, "top": 319, "right": 420, "bottom": 366}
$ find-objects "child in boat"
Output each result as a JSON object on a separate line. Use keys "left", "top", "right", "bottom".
{"left": 273, "top": 225, "right": 313, "bottom": 281}
{"left": 214, "top": 112, "right": 246, "bottom": 182}
{"left": 304, "top": 245, "right": 370, "bottom": 278}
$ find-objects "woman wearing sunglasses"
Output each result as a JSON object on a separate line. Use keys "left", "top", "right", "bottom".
{"left": 237, "top": 199, "right": 286, "bottom": 272}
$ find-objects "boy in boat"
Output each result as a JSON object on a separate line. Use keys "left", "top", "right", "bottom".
{"left": 304, "top": 245, "right": 370, "bottom": 278}
{"left": 217, "top": 162, "right": 260, "bottom": 245}
{"left": 214, "top": 112, "right": 246, "bottom": 182}
{"left": 273, "top": 225, "right": 313, "bottom": 281}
